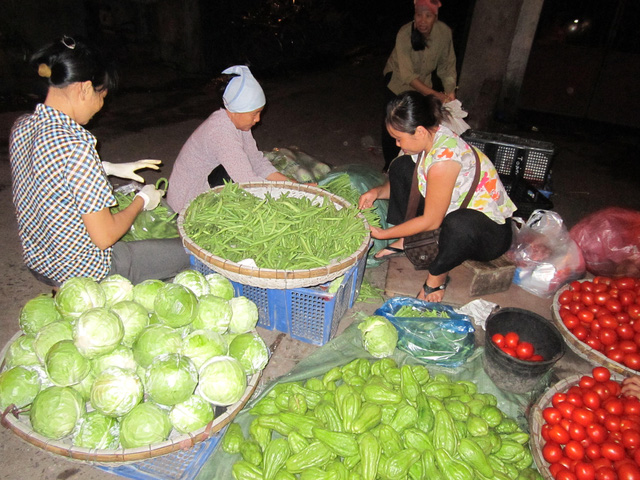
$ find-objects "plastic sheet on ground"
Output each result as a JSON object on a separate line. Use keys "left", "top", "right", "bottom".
{"left": 195, "top": 321, "right": 550, "bottom": 479}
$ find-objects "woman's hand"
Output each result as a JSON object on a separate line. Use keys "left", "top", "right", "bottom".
{"left": 369, "top": 225, "right": 386, "bottom": 239}
{"left": 622, "top": 376, "right": 640, "bottom": 400}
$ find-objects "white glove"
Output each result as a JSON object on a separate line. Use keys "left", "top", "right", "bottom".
{"left": 102, "top": 159, "right": 162, "bottom": 183}
{"left": 135, "top": 184, "right": 164, "bottom": 211}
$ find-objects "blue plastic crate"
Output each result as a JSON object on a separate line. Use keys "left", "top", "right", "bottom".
{"left": 94, "top": 427, "right": 224, "bottom": 480}
{"left": 190, "top": 255, "right": 366, "bottom": 346}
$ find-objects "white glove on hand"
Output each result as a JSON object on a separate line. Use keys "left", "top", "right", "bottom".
{"left": 102, "top": 159, "right": 162, "bottom": 183}
{"left": 135, "top": 184, "right": 164, "bottom": 211}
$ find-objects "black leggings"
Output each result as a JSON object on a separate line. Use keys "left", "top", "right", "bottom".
{"left": 386, "top": 155, "right": 513, "bottom": 275}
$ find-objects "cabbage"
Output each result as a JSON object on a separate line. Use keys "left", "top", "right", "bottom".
{"left": 45, "top": 340, "right": 91, "bottom": 386}
{"left": 153, "top": 283, "right": 197, "bottom": 328}
{"left": 110, "top": 300, "right": 150, "bottom": 347}
{"left": 30, "top": 386, "right": 86, "bottom": 439}
{"left": 73, "top": 307, "right": 124, "bottom": 358}
{"left": 169, "top": 395, "right": 214, "bottom": 434}
{"left": 4, "top": 334, "right": 39, "bottom": 369}
{"left": 145, "top": 353, "right": 198, "bottom": 406}
{"left": 173, "top": 269, "right": 210, "bottom": 297}
{"left": 228, "top": 296, "right": 259, "bottom": 334}
{"left": 227, "top": 332, "right": 269, "bottom": 375}
{"left": 71, "top": 369, "right": 96, "bottom": 402}
{"left": 34, "top": 320, "right": 74, "bottom": 363}
{"left": 132, "top": 279, "right": 165, "bottom": 312}
{"left": 197, "top": 356, "right": 246, "bottom": 406}
{"left": 72, "top": 410, "right": 120, "bottom": 449}
{"left": 19, "top": 293, "right": 61, "bottom": 335}
{"left": 90, "top": 366, "right": 143, "bottom": 417}
{"left": 182, "top": 329, "right": 227, "bottom": 369}
{"left": 132, "top": 324, "right": 183, "bottom": 368}
{"left": 205, "top": 273, "right": 235, "bottom": 300}
{"left": 191, "top": 294, "right": 232, "bottom": 333}
{"left": 91, "top": 345, "right": 137, "bottom": 375}
{"left": 120, "top": 402, "right": 172, "bottom": 449}
{"left": 358, "top": 315, "right": 398, "bottom": 358}
{"left": 100, "top": 274, "right": 134, "bottom": 306}
{"left": 55, "top": 277, "right": 106, "bottom": 319}
{"left": 0, "top": 366, "right": 41, "bottom": 410}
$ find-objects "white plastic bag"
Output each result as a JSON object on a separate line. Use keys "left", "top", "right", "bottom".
{"left": 506, "top": 210, "right": 586, "bottom": 297}
{"left": 441, "top": 99, "right": 471, "bottom": 135}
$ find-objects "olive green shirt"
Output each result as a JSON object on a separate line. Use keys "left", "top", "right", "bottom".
{"left": 384, "top": 20, "right": 457, "bottom": 95}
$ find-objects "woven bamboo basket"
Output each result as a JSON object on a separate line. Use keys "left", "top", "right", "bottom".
{"left": 0, "top": 331, "right": 260, "bottom": 464}
{"left": 178, "top": 181, "right": 371, "bottom": 289}
{"left": 551, "top": 280, "right": 639, "bottom": 377}
{"left": 529, "top": 372, "right": 625, "bottom": 480}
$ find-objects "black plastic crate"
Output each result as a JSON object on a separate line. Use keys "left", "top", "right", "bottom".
{"left": 503, "top": 178, "right": 553, "bottom": 221}
{"left": 462, "top": 130, "right": 554, "bottom": 189}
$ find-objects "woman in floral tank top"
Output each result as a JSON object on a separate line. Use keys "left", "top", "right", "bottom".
{"left": 359, "top": 92, "right": 516, "bottom": 302}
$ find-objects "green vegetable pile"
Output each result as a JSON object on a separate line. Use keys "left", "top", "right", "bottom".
{"left": 0, "top": 270, "right": 269, "bottom": 450}
{"left": 394, "top": 305, "right": 452, "bottom": 318}
{"left": 222, "top": 357, "right": 541, "bottom": 480}
{"left": 183, "top": 183, "right": 369, "bottom": 270}
{"left": 319, "top": 174, "right": 381, "bottom": 229}
{"left": 111, "top": 179, "right": 179, "bottom": 241}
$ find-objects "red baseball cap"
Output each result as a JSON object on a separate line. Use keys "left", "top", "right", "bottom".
{"left": 414, "top": 0, "right": 441, "bottom": 15}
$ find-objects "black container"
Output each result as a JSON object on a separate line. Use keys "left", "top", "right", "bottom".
{"left": 483, "top": 307, "right": 565, "bottom": 394}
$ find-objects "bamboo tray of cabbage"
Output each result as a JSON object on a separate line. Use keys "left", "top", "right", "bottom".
{"left": 178, "top": 182, "right": 371, "bottom": 289}
{"left": 0, "top": 271, "right": 266, "bottom": 463}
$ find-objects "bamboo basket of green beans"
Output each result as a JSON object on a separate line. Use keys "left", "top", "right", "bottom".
{"left": 178, "top": 182, "right": 371, "bottom": 289}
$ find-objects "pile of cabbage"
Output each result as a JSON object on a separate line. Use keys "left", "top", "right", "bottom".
{"left": 0, "top": 270, "right": 270, "bottom": 450}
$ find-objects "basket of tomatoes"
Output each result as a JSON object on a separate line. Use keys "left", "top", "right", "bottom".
{"left": 529, "top": 366, "right": 640, "bottom": 480}
{"left": 552, "top": 277, "right": 640, "bottom": 376}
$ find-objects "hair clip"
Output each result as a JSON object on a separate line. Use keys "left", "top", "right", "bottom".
{"left": 38, "top": 64, "right": 52, "bottom": 78}
{"left": 61, "top": 36, "right": 76, "bottom": 50}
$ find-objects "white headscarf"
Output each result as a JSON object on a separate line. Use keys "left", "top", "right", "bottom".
{"left": 222, "top": 65, "right": 266, "bottom": 113}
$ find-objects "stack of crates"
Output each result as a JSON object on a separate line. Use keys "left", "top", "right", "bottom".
{"left": 462, "top": 130, "right": 554, "bottom": 219}
{"left": 191, "top": 254, "right": 367, "bottom": 346}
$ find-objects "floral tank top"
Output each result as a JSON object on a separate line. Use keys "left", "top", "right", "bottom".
{"left": 417, "top": 125, "right": 516, "bottom": 224}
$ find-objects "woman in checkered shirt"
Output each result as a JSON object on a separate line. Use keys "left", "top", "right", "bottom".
{"left": 9, "top": 36, "right": 190, "bottom": 287}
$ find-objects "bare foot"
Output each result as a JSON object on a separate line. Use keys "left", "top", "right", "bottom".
{"left": 374, "top": 240, "right": 405, "bottom": 259}
{"left": 417, "top": 273, "right": 449, "bottom": 302}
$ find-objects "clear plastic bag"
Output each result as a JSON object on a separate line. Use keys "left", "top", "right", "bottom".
{"left": 569, "top": 207, "right": 640, "bottom": 277}
{"left": 507, "top": 209, "right": 585, "bottom": 297}
{"left": 264, "top": 146, "right": 331, "bottom": 183}
{"left": 374, "top": 296, "right": 475, "bottom": 367}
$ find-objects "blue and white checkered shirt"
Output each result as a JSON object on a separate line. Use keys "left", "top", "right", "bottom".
{"left": 10, "top": 104, "right": 116, "bottom": 283}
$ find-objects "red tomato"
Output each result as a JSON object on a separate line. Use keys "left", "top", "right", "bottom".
{"left": 558, "top": 401, "right": 577, "bottom": 419}
{"left": 606, "top": 348, "right": 625, "bottom": 363}
{"left": 591, "top": 457, "right": 612, "bottom": 470}
{"left": 586, "top": 336, "right": 604, "bottom": 352}
{"left": 587, "top": 423, "right": 608, "bottom": 444}
{"left": 560, "top": 290, "right": 575, "bottom": 305}
{"left": 603, "top": 398, "right": 625, "bottom": 416}
{"left": 617, "top": 312, "right": 631, "bottom": 324}
{"left": 491, "top": 333, "right": 505, "bottom": 347}
{"left": 601, "top": 441, "right": 626, "bottom": 461}
{"left": 606, "top": 299, "right": 623, "bottom": 313}
{"left": 558, "top": 469, "right": 579, "bottom": 480}
{"left": 580, "top": 376, "right": 597, "bottom": 389}
{"left": 579, "top": 310, "right": 596, "bottom": 323}
{"left": 501, "top": 347, "right": 517, "bottom": 358}
{"left": 575, "top": 462, "right": 596, "bottom": 480}
{"left": 516, "top": 341, "right": 535, "bottom": 360}
{"left": 542, "top": 423, "right": 552, "bottom": 441}
{"left": 593, "top": 384, "right": 612, "bottom": 402}
{"left": 583, "top": 282, "right": 595, "bottom": 293}
{"left": 620, "top": 290, "right": 637, "bottom": 307}
{"left": 573, "top": 407, "right": 596, "bottom": 427}
{"left": 549, "top": 424, "right": 572, "bottom": 444}
{"left": 628, "top": 304, "right": 640, "bottom": 321}
{"left": 543, "top": 441, "right": 564, "bottom": 463}
{"left": 582, "top": 292, "right": 596, "bottom": 306}
{"left": 620, "top": 417, "right": 640, "bottom": 432}
{"left": 571, "top": 301, "right": 585, "bottom": 315}
{"left": 624, "top": 352, "right": 640, "bottom": 371}
{"left": 618, "top": 324, "right": 636, "bottom": 340}
{"left": 550, "top": 463, "right": 567, "bottom": 477}
{"left": 564, "top": 314, "right": 581, "bottom": 330}
{"left": 571, "top": 281, "right": 584, "bottom": 291}
{"left": 619, "top": 340, "right": 638, "bottom": 354}
{"left": 573, "top": 325, "right": 589, "bottom": 341}
{"left": 504, "top": 331, "right": 520, "bottom": 349}
{"left": 595, "top": 292, "right": 612, "bottom": 305}
{"left": 600, "top": 315, "right": 619, "bottom": 330}
{"left": 544, "top": 407, "right": 563, "bottom": 425}
{"left": 594, "top": 276, "right": 613, "bottom": 286}
{"left": 530, "top": 354, "right": 545, "bottom": 361}
{"left": 606, "top": 380, "right": 621, "bottom": 397}
{"left": 617, "top": 463, "right": 640, "bottom": 480}
{"left": 622, "top": 430, "right": 640, "bottom": 451}
{"left": 565, "top": 440, "right": 586, "bottom": 461}
{"left": 596, "top": 467, "right": 617, "bottom": 480}
{"left": 624, "top": 397, "right": 640, "bottom": 416}
{"left": 553, "top": 392, "right": 569, "bottom": 407}
{"left": 586, "top": 443, "right": 602, "bottom": 460}
{"left": 604, "top": 414, "right": 622, "bottom": 432}
{"left": 569, "top": 422, "right": 588, "bottom": 442}
{"left": 599, "top": 328, "right": 619, "bottom": 346}
{"left": 617, "top": 277, "right": 637, "bottom": 290}
{"left": 583, "top": 390, "right": 602, "bottom": 410}
{"left": 594, "top": 407, "right": 610, "bottom": 423}
{"left": 567, "top": 393, "right": 585, "bottom": 408}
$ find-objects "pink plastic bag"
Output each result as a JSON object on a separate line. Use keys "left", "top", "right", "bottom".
{"left": 569, "top": 207, "right": 640, "bottom": 277}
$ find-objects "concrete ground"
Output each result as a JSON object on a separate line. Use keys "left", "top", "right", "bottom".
{"left": 0, "top": 52, "right": 639, "bottom": 479}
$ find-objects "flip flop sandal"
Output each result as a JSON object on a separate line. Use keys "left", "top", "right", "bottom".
{"left": 422, "top": 276, "right": 450, "bottom": 296}
{"left": 374, "top": 246, "right": 405, "bottom": 260}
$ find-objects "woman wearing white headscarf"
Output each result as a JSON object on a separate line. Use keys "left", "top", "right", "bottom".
{"left": 167, "top": 65, "right": 292, "bottom": 214}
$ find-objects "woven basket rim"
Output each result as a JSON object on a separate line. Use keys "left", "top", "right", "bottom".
{"left": 529, "top": 371, "right": 626, "bottom": 480}
{"left": 0, "top": 330, "right": 260, "bottom": 464}
{"left": 177, "top": 182, "right": 371, "bottom": 289}
{"left": 551, "top": 280, "right": 639, "bottom": 377}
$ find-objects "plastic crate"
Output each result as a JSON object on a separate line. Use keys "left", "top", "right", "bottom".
{"left": 504, "top": 179, "right": 553, "bottom": 221}
{"left": 191, "top": 254, "right": 366, "bottom": 346}
{"left": 462, "top": 130, "right": 554, "bottom": 189}
{"left": 95, "top": 427, "right": 224, "bottom": 480}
